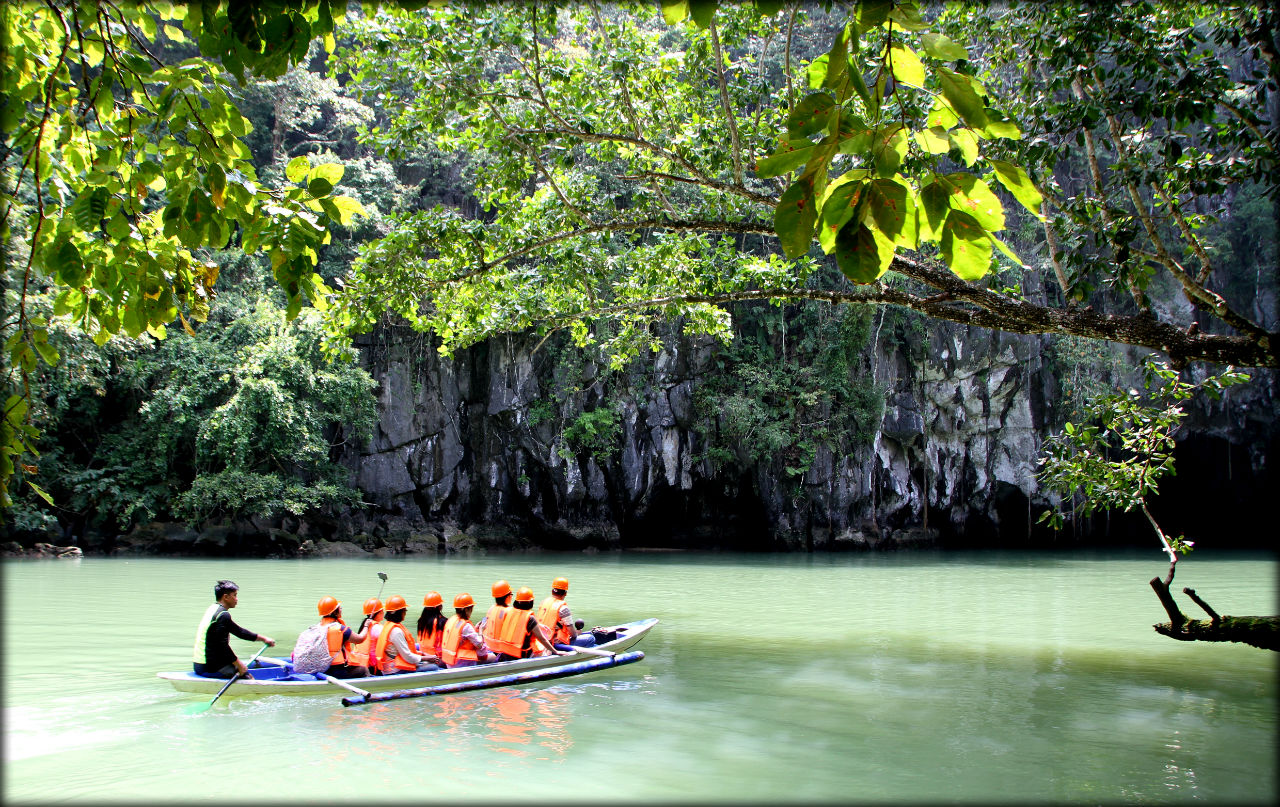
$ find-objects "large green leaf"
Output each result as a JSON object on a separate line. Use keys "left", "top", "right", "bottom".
{"left": 989, "top": 159, "right": 1045, "bottom": 220}
{"left": 786, "top": 93, "right": 835, "bottom": 139}
{"left": 939, "top": 173, "right": 1005, "bottom": 231}
{"left": 914, "top": 126, "right": 951, "bottom": 154}
{"left": 937, "top": 67, "right": 987, "bottom": 129}
{"left": 866, "top": 177, "right": 918, "bottom": 248}
{"left": 948, "top": 127, "right": 979, "bottom": 166}
{"left": 818, "top": 177, "right": 866, "bottom": 253}
{"left": 917, "top": 182, "right": 948, "bottom": 242}
{"left": 835, "top": 221, "right": 892, "bottom": 283}
{"left": 871, "top": 124, "right": 907, "bottom": 177}
{"left": 689, "top": 0, "right": 717, "bottom": 29}
{"left": 285, "top": 155, "right": 310, "bottom": 183}
{"left": 888, "top": 43, "right": 925, "bottom": 88}
{"left": 757, "top": 137, "right": 818, "bottom": 178}
{"left": 72, "top": 187, "right": 109, "bottom": 231}
{"left": 941, "top": 210, "right": 993, "bottom": 281}
{"left": 775, "top": 177, "right": 818, "bottom": 259}
{"left": 53, "top": 239, "right": 88, "bottom": 288}
{"left": 920, "top": 32, "right": 968, "bottom": 61}
{"left": 309, "top": 162, "right": 344, "bottom": 187}
{"left": 853, "top": 0, "right": 891, "bottom": 34}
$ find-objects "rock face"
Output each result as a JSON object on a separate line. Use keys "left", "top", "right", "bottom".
{"left": 339, "top": 315, "right": 1276, "bottom": 552}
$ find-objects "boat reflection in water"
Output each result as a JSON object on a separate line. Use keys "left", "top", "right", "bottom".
{"left": 437, "top": 687, "right": 573, "bottom": 757}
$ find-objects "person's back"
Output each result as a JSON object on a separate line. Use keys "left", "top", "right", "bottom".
{"left": 441, "top": 593, "right": 498, "bottom": 668}
{"left": 417, "top": 591, "right": 447, "bottom": 660}
{"left": 315, "top": 596, "right": 368, "bottom": 679}
{"left": 494, "top": 587, "right": 563, "bottom": 661}
{"left": 479, "top": 580, "right": 513, "bottom": 649}
{"left": 348, "top": 598, "right": 384, "bottom": 673}
{"left": 374, "top": 595, "right": 439, "bottom": 674}
{"left": 535, "top": 576, "right": 594, "bottom": 651}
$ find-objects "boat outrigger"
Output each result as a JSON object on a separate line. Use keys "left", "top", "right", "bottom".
{"left": 160, "top": 618, "right": 656, "bottom": 701}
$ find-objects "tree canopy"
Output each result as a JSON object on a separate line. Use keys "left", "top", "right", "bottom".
{"left": 2, "top": 0, "right": 1276, "bottom": 508}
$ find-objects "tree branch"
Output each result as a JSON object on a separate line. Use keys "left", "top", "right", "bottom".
{"left": 709, "top": 20, "right": 745, "bottom": 186}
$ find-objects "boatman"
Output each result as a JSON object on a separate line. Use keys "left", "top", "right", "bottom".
{"left": 193, "top": 580, "right": 275, "bottom": 679}
{"left": 536, "top": 577, "right": 596, "bottom": 650}
{"left": 441, "top": 593, "right": 499, "bottom": 667}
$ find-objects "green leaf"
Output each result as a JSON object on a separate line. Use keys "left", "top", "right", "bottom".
{"left": 835, "top": 222, "right": 892, "bottom": 283}
{"left": 72, "top": 187, "right": 109, "bottom": 231}
{"left": 949, "top": 127, "right": 979, "bottom": 166}
{"left": 329, "top": 195, "right": 365, "bottom": 226}
{"left": 285, "top": 156, "right": 310, "bottom": 183}
{"left": 941, "top": 173, "right": 1005, "bottom": 231}
{"left": 988, "top": 159, "right": 1045, "bottom": 220}
{"left": 866, "top": 177, "right": 918, "bottom": 248}
{"left": 53, "top": 239, "right": 89, "bottom": 287}
{"left": 33, "top": 337, "right": 59, "bottom": 366}
{"left": 914, "top": 126, "right": 951, "bottom": 154}
{"left": 870, "top": 124, "right": 907, "bottom": 177}
{"left": 28, "top": 481, "right": 54, "bottom": 505}
{"left": 941, "top": 210, "right": 993, "bottom": 281}
{"left": 689, "top": 0, "right": 716, "bottom": 29}
{"left": 979, "top": 110, "right": 1021, "bottom": 140}
{"left": 920, "top": 32, "right": 968, "bottom": 61}
{"left": 757, "top": 137, "right": 817, "bottom": 178}
{"left": 307, "top": 177, "right": 334, "bottom": 198}
{"left": 919, "top": 181, "right": 950, "bottom": 240}
{"left": 806, "top": 54, "right": 830, "bottom": 91}
{"left": 786, "top": 93, "right": 835, "bottom": 139}
{"left": 937, "top": 67, "right": 987, "bottom": 129}
{"left": 660, "top": 0, "right": 689, "bottom": 25}
{"left": 818, "top": 178, "right": 866, "bottom": 253}
{"left": 853, "top": 0, "right": 891, "bottom": 34}
{"left": 888, "top": 43, "right": 925, "bottom": 88}
{"left": 775, "top": 177, "right": 818, "bottom": 259}
{"left": 309, "top": 162, "right": 345, "bottom": 187}
{"left": 991, "top": 233, "right": 1025, "bottom": 267}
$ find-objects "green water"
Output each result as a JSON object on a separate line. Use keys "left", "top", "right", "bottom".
{"left": 3, "top": 549, "right": 1276, "bottom": 804}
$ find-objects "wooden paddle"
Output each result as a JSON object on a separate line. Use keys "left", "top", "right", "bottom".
{"left": 184, "top": 642, "right": 270, "bottom": 714}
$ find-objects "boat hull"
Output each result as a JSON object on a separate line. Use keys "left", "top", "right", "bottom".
{"left": 160, "top": 618, "right": 656, "bottom": 697}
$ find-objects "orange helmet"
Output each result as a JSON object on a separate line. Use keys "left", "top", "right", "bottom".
{"left": 363, "top": 597, "right": 384, "bottom": 616}
{"left": 514, "top": 586, "right": 535, "bottom": 604}
{"left": 423, "top": 591, "right": 443, "bottom": 608}
{"left": 491, "top": 580, "right": 512, "bottom": 598}
{"left": 552, "top": 577, "right": 569, "bottom": 592}
{"left": 384, "top": 595, "right": 408, "bottom": 612}
{"left": 454, "top": 592, "right": 475, "bottom": 609}
{"left": 317, "top": 596, "right": 340, "bottom": 617}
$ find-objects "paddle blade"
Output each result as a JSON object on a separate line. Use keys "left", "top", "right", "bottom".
{"left": 377, "top": 573, "right": 387, "bottom": 582}
{"left": 182, "top": 700, "right": 213, "bottom": 715}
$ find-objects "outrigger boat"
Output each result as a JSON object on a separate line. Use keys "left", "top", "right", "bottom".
{"left": 160, "top": 618, "right": 656, "bottom": 699}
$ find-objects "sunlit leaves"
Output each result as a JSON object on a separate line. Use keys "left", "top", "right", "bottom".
{"left": 776, "top": 178, "right": 819, "bottom": 259}
{"left": 941, "top": 210, "right": 993, "bottom": 280}
{"left": 989, "top": 159, "right": 1045, "bottom": 220}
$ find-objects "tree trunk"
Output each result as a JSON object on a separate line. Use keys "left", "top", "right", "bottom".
{"left": 1153, "top": 616, "right": 1280, "bottom": 651}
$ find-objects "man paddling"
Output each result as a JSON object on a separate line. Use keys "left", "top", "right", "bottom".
{"left": 193, "top": 580, "right": 275, "bottom": 679}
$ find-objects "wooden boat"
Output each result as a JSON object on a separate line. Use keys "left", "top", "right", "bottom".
{"left": 159, "top": 618, "right": 657, "bottom": 698}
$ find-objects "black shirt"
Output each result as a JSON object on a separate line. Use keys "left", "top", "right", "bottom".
{"left": 202, "top": 606, "right": 259, "bottom": 670}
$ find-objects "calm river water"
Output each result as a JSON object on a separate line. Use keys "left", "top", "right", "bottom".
{"left": 2, "top": 549, "right": 1276, "bottom": 804}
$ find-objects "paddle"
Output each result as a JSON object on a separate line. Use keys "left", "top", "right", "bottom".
{"left": 184, "top": 642, "right": 270, "bottom": 714}
{"left": 259, "top": 647, "right": 373, "bottom": 699}
{"left": 568, "top": 645, "right": 616, "bottom": 659}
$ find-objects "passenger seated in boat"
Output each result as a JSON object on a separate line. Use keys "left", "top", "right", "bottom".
{"left": 536, "top": 576, "right": 596, "bottom": 651}
{"left": 348, "top": 598, "right": 385, "bottom": 676}
{"left": 416, "top": 591, "right": 447, "bottom": 660}
{"left": 477, "top": 580, "right": 514, "bottom": 651}
{"left": 441, "top": 593, "right": 499, "bottom": 667}
{"left": 492, "top": 587, "right": 564, "bottom": 662}
{"left": 374, "top": 595, "right": 442, "bottom": 674}
{"left": 193, "top": 579, "right": 275, "bottom": 679}
{"left": 316, "top": 596, "right": 370, "bottom": 679}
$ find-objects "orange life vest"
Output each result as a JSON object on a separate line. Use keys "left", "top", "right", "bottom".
{"left": 374, "top": 621, "right": 418, "bottom": 672}
{"left": 322, "top": 617, "right": 349, "bottom": 666}
{"left": 536, "top": 596, "right": 573, "bottom": 645}
{"left": 441, "top": 615, "right": 479, "bottom": 667}
{"left": 480, "top": 603, "right": 509, "bottom": 649}
{"left": 418, "top": 618, "right": 444, "bottom": 660}
{"left": 492, "top": 607, "right": 538, "bottom": 658}
{"left": 349, "top": 618, "right": 381, "bottom": 667}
